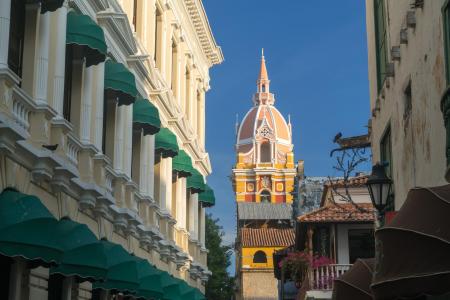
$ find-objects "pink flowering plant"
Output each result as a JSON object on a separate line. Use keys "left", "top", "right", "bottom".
{"left": 279, "top": 251, "right": 334, "bottom": 284}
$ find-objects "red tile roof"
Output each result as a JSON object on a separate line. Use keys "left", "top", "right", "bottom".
{"left": 240, "top": 228, "right": 295, "bottom": 247}
{"left": 324, "top": 175, "right": 369, "bottom": 188}
{"left": 298, "top": 203, "right": 375, "bottom": 223}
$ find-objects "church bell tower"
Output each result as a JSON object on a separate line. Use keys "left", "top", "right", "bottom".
{"left": 233, "top": 51, "right": 296, "bottom": 300}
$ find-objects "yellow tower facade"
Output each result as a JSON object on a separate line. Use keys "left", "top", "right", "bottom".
{"left": 234, "top": 51, "right": 296, "bottom": 300}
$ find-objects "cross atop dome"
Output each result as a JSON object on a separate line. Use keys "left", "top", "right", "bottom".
{"left": 254, "top": 49, "right": 275, "bottom": 105}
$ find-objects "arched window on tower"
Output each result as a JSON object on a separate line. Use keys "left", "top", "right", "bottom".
{"left": 253, "top": 250, "right": 267, "bottom": 264}
{"left": 262, "top": 84, "right": 266, "bottom": 92}
{"left": 260, "top": 142, "right": 271, "bottom": 162}
{"left": 260, "top": 190, "right": 271, "bottom": 203}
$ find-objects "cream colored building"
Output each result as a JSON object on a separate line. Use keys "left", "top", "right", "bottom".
{"left": 0, "top": 0, "right": 222, "bottom": 299}
{"left": 366, "top": 0, "right": 449, "bottom": 210}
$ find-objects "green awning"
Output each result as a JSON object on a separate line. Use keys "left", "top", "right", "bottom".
{"left": 93, "top": 240, "right": 140, "bottom": 293}
{"left": 155, "top": 128, "right": 179, "bottom": 158}
{"left": 172, "top": 150, "right": 194, "bottom": 177}
{"left": 38, "top": 0, "right": 64, "bottom": 14}
{"left": 105, "top": 60, "right": 137, "bottom": 106}
{"left": 182, "top": 286, "right": 206, "bottom": 300}
{"left": 179, "top": 281, "right": 201, "bottom": 300}
{"left": 66, "top": 12, "right": 107, "bottom": 67}
{"left": 0, "top": 188, "right": 61, "bottom": 265}
{"left": 50, "top": 218, "right": 108, "bottom": 281}
{"left": 135, "top": 257, "right": 164, "bottom": 299}
{"left": 187, "top": 169, "right": 205, "bottom": 194}
{"left": 194, "top": 289, "right": 206, "bottom": 300}
{"left": 133, "top": 98, "right": 161, "bottom": 135}
{"left": 164, "top": 279, "right": 205, "bottom": 300}
{"left": 161, "top": 274, "right": 185, "bottom": 300}
{"left": 199, "top": 184, "right": 215, "bottom": 207}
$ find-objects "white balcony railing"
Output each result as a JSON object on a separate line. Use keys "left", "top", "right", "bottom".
{"left": 310, "top": 264, "right": 352, "bottom": 290}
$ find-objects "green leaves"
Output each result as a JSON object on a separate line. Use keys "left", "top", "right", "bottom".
{"left": 205, "top": 214, "right": 234, "bottom": 300}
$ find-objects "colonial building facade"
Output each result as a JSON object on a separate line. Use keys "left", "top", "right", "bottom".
{"left": 366, "top": 0, "right": 448, "bottom": 209}
{"left": 233, "top": 53, "right": 296, "bottom": 300}
{"left": 0, "top": 0, "right": 222, "bottom": 299}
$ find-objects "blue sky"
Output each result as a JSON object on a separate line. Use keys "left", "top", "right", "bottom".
{"left": 202, "top": 0, "right": 370, "bottom": 268}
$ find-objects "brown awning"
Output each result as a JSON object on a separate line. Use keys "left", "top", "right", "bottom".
{"left": 332, "top": 258, "right": 374, "bottom": 300}
{"left": 372, "top": 184, "right": 450, "bottom": 300}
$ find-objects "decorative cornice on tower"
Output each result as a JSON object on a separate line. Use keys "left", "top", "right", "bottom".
{"left": 253, "top": 49, "right": 275, "bottom": 106}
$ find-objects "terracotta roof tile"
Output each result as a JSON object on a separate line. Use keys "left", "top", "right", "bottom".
{"left": 324, "top": 175, "right": 369, "bottom": 188}
{"left": 297, "top": 203, "right": 375, "bottom": 223}
{"left": 240, "top": 228, "right": 295, "bottom": 247}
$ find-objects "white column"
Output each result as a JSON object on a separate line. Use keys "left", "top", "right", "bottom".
{"left": 140, "top": 0, "right": 148, "bottom": 46}
{"left": 200, "top": 89, "right": 206, "bottom": 147}
{"left": 140, "top": 134, "right": 151, "bottom": 196}
{"left": 0, "top": 0, "right": 12, "bottom": 69}
{"left": 49, "top": 3, "right": 68, "bottom": 117}
{"left": 80, "top": 66, "right": 93, "bottom": 144}
{"left": 158, "top": 12, "right": 167, "bottom": 74}
{"left": 189, "top": 192, "right": 199, "bottom": 240}
{"left": 159, "top": 157, "right": 173, "bottom": 214}
{"left": 0, "top": 0, "right": 11, "bottom": 70}
{"left": 123, "top": 104, "right": 133, "bottom": 177}
{"left": 188, "top": 74, "right": 195, "bottom": 122}
{"left": 165, "top": 157, "right": 173, "bottom": 214}
{"left": 192, "top": 82, "right": 198, "bottom": 132}
{"left": 114, "top": 106, "right": 125, "bottom": 172}
{"left": 194, "top": 193, "right": 199, "bottom": 240}
{"left": 93, "top": 62, "right": 105, "bottom": 151}
{"left": 147, "top": 0, "right": 156, "bottom": 60}
{"left": 180, "top": 177, "right": 187, "bottom": 229}
{"left": 175, "top": 176, "right": 185, "bottom": 228}
{"left": 179, "top": 51, "right": 186, "bottom": 108}
{"left": 188, "top": 191, "right": 194, "bottom": 237}
{"left": 174, "top": 44, "right": 181, "bottom": 102}
{"left": 200, "top": 206, "right": 206, "bottom": 247}
{"left": 148, "top": 135, "right": 156, "bottom": 198}
{"left": 34, "top": 13, "right": 50, "bottom": 104}
{"left": 8, "top": 258, "right": 26, "bottom": 300}
{"left": 165, "top": 23, "right": 174, "bottom": 85}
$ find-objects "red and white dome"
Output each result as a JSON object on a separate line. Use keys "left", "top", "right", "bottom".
{"left": 237, "top": 105, "right": 292, "bottom": 150}
{"left": 236, "top": 52, "right": 293, "bottom": 158}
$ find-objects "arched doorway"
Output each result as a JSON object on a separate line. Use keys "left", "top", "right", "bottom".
{"left": 260, "top": 190, "right": 271, "bottom": 203}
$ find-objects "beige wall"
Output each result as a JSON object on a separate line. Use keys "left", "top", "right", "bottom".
{"left": 241, "top": 270, "right": 279, "bottom": 300}
{"left": 366, "top": 0, "right": 448, "bottom": 209}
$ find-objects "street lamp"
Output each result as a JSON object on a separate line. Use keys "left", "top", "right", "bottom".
{"left": 366, "top": 163, "right": 392, "bottom": 214}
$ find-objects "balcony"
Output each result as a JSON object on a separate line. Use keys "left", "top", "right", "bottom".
{"left": 302, "top": 264, "right": 352, "bottom": 300}
{"left": 309, "top": 264, "right": 352, "bottom": 290}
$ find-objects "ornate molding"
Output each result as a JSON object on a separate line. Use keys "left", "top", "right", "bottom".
{"left": 183, "top": 0, "right": 223, "bottom": 66}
